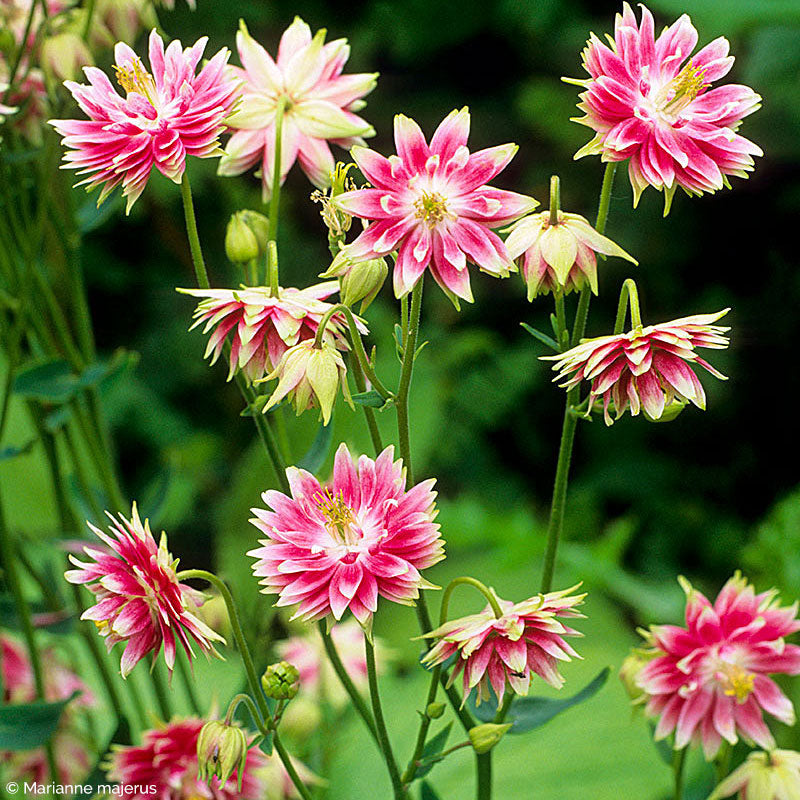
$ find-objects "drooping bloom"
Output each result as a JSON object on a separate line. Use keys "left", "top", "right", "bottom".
{"left": 421, "top": 587, "right": 585, "bottom": 705}
{"left": 219, "top": 18, "right": 377, "bottom": 198}
{"left": 248, "top": 443, "right": 444, "bottom": 631}
{"left": 545, "top": 309, "right": 730, "bottom": 425}
{"left": 569, "top": 3, "right": 762, "bottom": 211}
{"left": 708, "top": 749, "right": 800, "bottom": 800}
{"left": 65, "top": 502, "right": 225, "bottom": 677}
{"left": 504, "top": 209, "right": 636, "bottom": 300}
{"left": 260, "top": 339, "right": 351, "bottom": 425}
{"left": 106, "top": 718, "right": 314, "bottom": 800}
{"left": 178, "top": 282, "right": 366, "bottom": 384}
{"left": 334, "top": 107, "right": 538, "bottom": 304}
{"left": 1, "top": 635, "right": 95, "bottom": 786}
{"left": 637, "top": 573, "right": 800, "bottom": 759}
{"left": 276, "top": 620, "right": 390, "bottom": 706}
{"left": 49, "top": 30, "right": 239, "bottom": 212}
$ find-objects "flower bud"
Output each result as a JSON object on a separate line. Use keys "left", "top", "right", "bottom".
{"left": 468, "top": 723, "right": 512, "bottom": 754}
{"left": 41, "top": 31, "right": 93, "bottom": 82}
{"left": 261, "top": 660, "right": 300, "bottom": 700}
{"left": 225, "top": 212, "right": 260, "bottom": 265}
{"left": 321, "top": 248, "right": 387, "bottom": 312}
{"left": 197, "top": 720, "right": 248, "bottom": 790}
{"left": 426, "top": 702, "right": 445, "bottom": 719}
{"left": 238, "top": 210, "right": 271, "bottom": 258}
{"left": 619, "top": 648, "right": 657, "bottom": 706}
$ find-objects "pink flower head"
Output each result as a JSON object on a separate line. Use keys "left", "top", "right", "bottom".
{"left": 545, "top": 309, "right": 730, "bottom": 425}
{"left": 219, "top": 18, "right": 377, "bottom": 198}
{"left": 504, "top": 209, "right": 637, "bottom": 300}
{"left": 334, "top": 107, "right": 538, "bottom": 305}
{"left": 107, "top": 718, "right": 272, "bottom": 800}
{"left": 569, "top": 3, "right": 762, "bottom": 212}
{"left": 65, "top": 502, "right": 225, "bottom": 678}
{"left": 178, "top": 282, "right": 366, "bottom": 383}
{"left": 421, "top": 586, "right": 585, "bottom": 706}
{"left": 248, "top": 443, "right": 444, "bottom": 632}
{"left": 276, "top": 620, "right": 390, "bottom": 706}
{"left": 637, "top": 574, "right": 800, "bottom": 759}
{"left": 49, "top": 30, "right": 239, "bottom": 212}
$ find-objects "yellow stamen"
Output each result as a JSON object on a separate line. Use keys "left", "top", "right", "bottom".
{"left": 655, "top": 60, "right": 709, "bottom": 115}
{"left": 93, "top": 619, "right": 110, "bottom": 634}
{"left": 719, "top": 663, "right": 755, "bottom": 703}
{"left": 114, "top": 58, "right": 157, "bottom": 105}
{"left": 313, "top": 488, "right": 354, "bottom": 531}
{"left": 414, "top": 191, "right": 451, "bottom": 228}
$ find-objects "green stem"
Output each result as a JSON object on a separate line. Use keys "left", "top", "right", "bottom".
{"left": 714, "top": 742, "right": 732, "bottom": 786}
{"left": 273, "top": 731, "right": 313, "bottom": 800}
{"left": 365, "top": 636, "right": 404, "bottom": 799}
{"left": 313, "top": 303, "right": 392, "bottom": 399}
{"left": 267, "top": 240, "right": 279, "bottom": 297}
{"left": 176, "top": 650, "right": 202, "bottom": 715}
{"left": 350, "top": 355, "right": 383, "bottom": 456}
{"left": 396, "top": 280, "right": 424, "bottom": 480}
{"left": 225, "top": 693, "right": 263, "bottom": 727}
{"left": 401, "top": 659, "right": 442, "bottom": 784}
{"left": 267, "top": 97, "right": 287, "bottom": 250}
{"left": 541, "top": 163, "right": 618, "bottom": 593}
{"left": 476, "top": 753, "right": 492, "bottom": 800}
{"left": 493, "top": 693, "right": 514, "bottom": 724}
{"left": 613, "top": 278, "right": 641, "bottom": 334}
{"left": 554, "top": 290, "right": 568, "bottom": 350}
{"left": 81, "top": 0, "right": 96, "bottom": 37}
{"left": 548, "top": 174, "right": 560, "bottom": 226}
{"left": 151, "top": 662, "right": 173, "bottom": 720}
{"left": 180, "top": 173, "right": 210, "bottom": 289}
{"left": 673, "top": 747, "right": 687, "bottom": 800}
{"left": 441, "top": 577, "right": 504, "bottom": 621}
{"left": 318, "top": 622, "right": 378, "bottom": 743}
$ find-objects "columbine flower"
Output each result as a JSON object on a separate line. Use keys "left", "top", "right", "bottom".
{"left": 261, "top": 339, "right": 351, "bottom": 425}
{"left": 334, "top": 107, "right": 538, "bottom": 305}
{"left": 107, "top": 718, "right": 273, "bottom": 800}
{"left": 276, "top": 620, "right": 390, "bottom": 707}
{"left": 545, "top": 310, "right": 730, "bottom": 425}
{"left": 568, "top": 3, "right": 762, "bottom": 212}
{"left": 178, "top": 282, "right": 365, "bottom": 384}
{"left": 65, "top": 502, "right": 224, "bottom": 677}
{"left": 49, "top": 30, "right": 239, "bottom": 212}
{"left": 248, "top": 443, "right": 444, "bottom": 632}
{"left": 421, "top": 587, "right": 585, "bottom": 705}
{"left": 1, "top": 635, "right": 94, "bottom": 786}
{"left": 218, "top": 19, "right": 377, "bottom": 199}
{"left": 709, "top": 749, "right": 800, "bottom": 800}
{"left": 504, "top": 209, "right": 636, "bottom": 300}
{"left": 637, "top": 573, "right": 800, "bottom": 759}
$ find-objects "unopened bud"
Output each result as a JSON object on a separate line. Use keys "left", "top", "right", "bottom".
{"left": 238, "top": 210, "right": 270, "bottom": 258}
{"left": 197, "top": 720, "right": 249, "bottom": 790}
{"left": 261, "top": 660, "right": 300, "bottom": 700}
{"left": 41, "top": 32, "right": 93, "bottom": 82}
{"left": 468, "top": 723, "right": 512, "bottom": 754}
{"left": 426, "top": 702, "right": 445, "bottom": 719}
{"left": 320, "top": 249, "right": 387, "bottom": 312}
{"left": 225, "top": 212, "right": 260, "bottom": 265}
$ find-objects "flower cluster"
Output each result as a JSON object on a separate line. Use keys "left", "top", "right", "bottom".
{"left": 637, "top": 574, "right": 800, "bottom": 758}
{"left": 422, "top": 587, "right": 585, "bottom": 705}
{"left": 249, "top": 444, "right": 444, "bottom": 631}
{"left": 66, "top": 502, "right": 224, "bottom": 677}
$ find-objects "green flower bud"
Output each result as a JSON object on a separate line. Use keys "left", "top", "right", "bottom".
{"left": 619, "top": 647, "right": 658, "bottom": 706}
{"left": 468, "top": 723, "right": 512, "bottom": 754}
{"left": 225, "top": 212, "right": 260, "bottom": 265}
{"left": 197, "top": 720, "right": 249, "bottom": 790}
{"left": 261, "top": 660, "right": 300, "bottom": 700}
{"left": 320, "top": 249, "right": 387, "bottom": 312}
{"left": 426, "top": 702, "right": 446, "bottom": 719}
{"left": 238, "top": 210, "right": 271, "bottom": 258}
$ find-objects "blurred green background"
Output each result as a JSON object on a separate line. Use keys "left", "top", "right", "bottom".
{"left": 3, "top": 0, "right": 800, "bottom": 797}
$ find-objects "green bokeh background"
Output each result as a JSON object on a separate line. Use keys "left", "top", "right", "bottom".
{"left": 2, "top": 0, "right": 800, "bottom": 797}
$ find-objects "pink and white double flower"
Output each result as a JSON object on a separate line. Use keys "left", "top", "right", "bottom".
{"left": 335, "top": 108, "right": 537, "bottom": 304}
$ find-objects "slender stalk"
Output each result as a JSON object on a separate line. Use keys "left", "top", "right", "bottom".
{"left": 714, "top": 742, "right": 732, "bottom": 786}
{"left": 396, "top": 280, "right": 424, "bottom": 479}
{"left": 318, "top": 622, "right": 378, "bottom": 743}
{"left": 673, "top": 747, "right": 687, "bottom": 800}
{"left": 151, "top": 661, "right": 173, "bottom": 721}
{"left": 180, "top": 173, "right": 210, "bottom": 289}
{"left": 541, "top": 163, "right": 618, "bottom": 593}
{"left": 401, "top": 660, "right": 442, "bottom": 784}
{"left": 441, "top": 577, "right": 503, "bottom": 620}
{"left": 493, "top": 693, "right": 514, "bottom": 724}
{"left": 350, "top": 355, "right": 383, "bottom": 455}
{"left": 81, "top": 0, "right": 96, "bottom": 37}
{"left": 267, "top": 97, "right": 287, "bottom": 249}
{"left": 225, "top": 693, "right": 263, "bottom": 728}
{"left": 613, "top": 278, "right": 642, "bottom": 334}
{"left": 365, "top": 637, "right": 404, "bottom": 799}
{"left": 477, "top": 754, "right": 492, "bottom": 800}
{"left": 549, "top": 175, "right": 561, "bottom": 226}
{"left": 273, "top": 731, "right": 313, "bottom": 800}
{"left": 267, "top": 239, "right": 279, "bottom": 297}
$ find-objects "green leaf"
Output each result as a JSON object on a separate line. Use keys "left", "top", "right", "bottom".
{"left": 0, "top": 595, "right": 76, "bottom": 635}
{"left": 298, "top": 418, "right": 334, "bottom": 474}
{"left": 420, "top": 781, "right": 443, "bottom": 800}
{"left": 240, "top": 394, "right": 271, "bottom": 416}
{"left": 0, "top": 440, "right": 35, "bottom": 462}
{"left": 13, "top": 360, "right": 76, "bottom": 402}
{"left": 258, "top": 731, "right": 274, "bottom": 756}
{"left": 352, "top": 390, "right": 387, "bottom": 408}
{"left": 470, "top": 668, "right": 610, "bottom": 733}
{"left": 520, "top": 323, "right": 559, "bottom": 352}
{"left": 412, "top": 721, "right": 453, "bottom": 781}
{"left": 0, "top": 690, "right": 80, "bottom": 750}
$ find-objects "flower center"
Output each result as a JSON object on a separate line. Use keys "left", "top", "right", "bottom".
{"left": 716, "top": 662, "right": 755, "bottom": 703}
{"left": 414, "top": 191, "right": 451, "bottom": 228}
{"left": 114, "top": 58, "right": 158, "bottom": 106}
{"left": 653, "top": 61, "right": 708, "bottom": 116}
{"left": 314, "top": 488, "right": 360, "bottom": 546}
{"left": 93, "top": 619, "right": 110, "bottom": 635}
